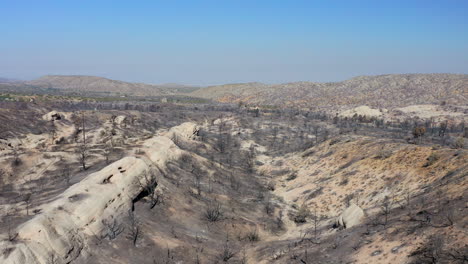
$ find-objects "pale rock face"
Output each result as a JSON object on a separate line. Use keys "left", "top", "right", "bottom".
{"left": 0, "top": 122, "right": 196, "bottom": 264}
{"left": 142, "top": 136, "right": 184, "bottom": 168}
{"left": 41, "top": 111, "right": 76, "bottom": 144}
{"left": 336, "top": 203, "right": 365, "bottom": 229}
{"left": 0, "top": 157, "right": 148, "bottom": 264}
{"left": 42, "top": 111, "right": 63, "bottom": 121}
{"left": 114, "top": 115, "right": 127, "bottom": 125}
{"left": 165, "top": 122, "right": 200, "bottom": 140}
{"left": 339, "top": 106, "right": 383, "bottom": 118}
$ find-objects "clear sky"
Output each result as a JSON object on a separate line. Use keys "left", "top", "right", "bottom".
{"left": 1, "top": 0, "right": 467, "bottom": 85}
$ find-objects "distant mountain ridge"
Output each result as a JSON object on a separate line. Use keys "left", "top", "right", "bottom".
{"left": 1, "top": 74, "right": 466, "bottom": 108}
{"left": 24, "top": 75, "right": 197, "bottom": 96}
{"left": 0, "top": 78, "right": 20, "bottom": 83}
{"left": 189, "top": 73, "right": 468, "bottom": 108}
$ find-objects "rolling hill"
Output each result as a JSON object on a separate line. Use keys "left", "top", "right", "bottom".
{"left": 25, "top": 75, "right": 197, "bottom": 96}
{"left": 1, "top": 74, "right": 466, "bottom": 108}
{"left": 190, "top": 74, "right": 468, "bottom": 108}
{"left": 0, "top": 78, "right": 19, "bottom": 83}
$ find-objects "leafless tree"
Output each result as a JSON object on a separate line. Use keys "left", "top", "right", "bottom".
{"left": 191, "top": 166, "right": 203, "bottom": 196}
{"left": 410, "top": 233, "right": 468, "bottom": 263}
{"left": 12, "top": 144, "right": 21, "bottom": 166}
{"left": 404, "top": 191, "right": 412, "bottom": 216}
{"left": 229, "top": 172, "right": 240, "bottom": 191}
{"left": 77, "top": 143, "right": 88, "bottom": 171}
{"left": 275, "top": 210, "right": 284, "bottom": 231}
{"left": 313, "top": 125, "right": 320, "bottom": 144}
{"left": 207, "top": 178, "right": 214, "bottom": 194}
{"left": 217, "top": 120, "right": 228, "bottom": 153}
{"left": 128, "top": 210, "right": 140, "bottom": 246}
{"left": 264, "top": 193, "right": 273, "bottom": 216}
{"left": 61, "top": 165, "right": 72, "bottom": 186}
{"left": 23, "top": 192, "right": 32, "bottom": 216}
{"left": 381, "top": 196, "right": 392, "bottom": 227}
{"left": 271, "top": 126, "right": 279, "bottom": 149}
{"left": 220, "top": 236, "right": 235, "bottom": 262}
{"left": 110, "top": 115, "right": 117, "bottom": 128}
{"left": 48, "top": 119, "right": 56, "bottom": 146}
{"left": 245, "top": 144, "right": 256, "bottom": 173}
{"left": 436, "top": 206, "right": 455, "bottom": 227}
{"left": 226, "top": 150, "right": 234, "bottom": 168}
{"left": 153, "top": 246, "right": 176, "bottom": 264}
{"left": 76, "top": 112, "right": 88, "bottom": 170}
{"left": 323, "top": 129, "right": 329, "bottom": 142}
{"left": 311, "top": 204, "right": 322, "bottom": 241}
{"left": 103, "top": 143, "right": 113, "bottom": 164}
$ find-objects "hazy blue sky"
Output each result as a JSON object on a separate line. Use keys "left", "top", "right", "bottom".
{"left": 1, "top": 0, "right": 467, "bottom": 85}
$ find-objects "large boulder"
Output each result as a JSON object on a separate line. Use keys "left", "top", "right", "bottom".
{"left": 336, "top": 203, "right": 365, "bottom": 229}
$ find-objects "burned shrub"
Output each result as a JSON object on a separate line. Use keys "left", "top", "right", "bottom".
{"left": 374, "top": 149, "right": 392, "bottom": 159}
{"left": 205, "top": 200, "right": 222, "bottom": 222}
{"left": 286, "top": 172, "right": 297, "bottom": 181}
{"left": 453, "top": 137, "right": 465, "bottom": 149}
{"left": 245, "top": 228, "right": 260, "bottom": 242}
{"left": 294, "top": 203, "right": 310, "bottom": 223}
{"left": 423, "top": 152, "right": 440, "bottom": 167}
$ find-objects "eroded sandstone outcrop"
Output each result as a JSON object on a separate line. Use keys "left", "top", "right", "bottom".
{"left": 0, "top": 122, "right": 196, "bottom": 264}
{"left": 165, "top": 122, "right": 200, "bottom": 140}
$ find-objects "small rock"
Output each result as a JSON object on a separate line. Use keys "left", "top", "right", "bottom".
{"left": 391, "top": 244, "right": 406, "bottom": 254}
{"left": 400, "top": 215, "right": 411, "bottom": 221}
{"left": 272, "top": 250, "right": 284, "bottom": 259}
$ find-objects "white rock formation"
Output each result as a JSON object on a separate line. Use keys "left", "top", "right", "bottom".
{"left": 0, "top": 122, "right": 196, "bottom": 264}
{"left": 165, "top": 122, "right": 200, "bottom": 140}
{"left": 114, "top": 115, "right": 127, "bottom": 126}
{"left": 42, "top": 111, "right": 64, "bottom": 121}
{"left": 336, "top": 203, "right": 365, "bottom": 229}
{"left": 41, "top": 111, "right": 76, "bottom": 144}
{"left": 339, "top": 106, "right": 384, "bottom": 118}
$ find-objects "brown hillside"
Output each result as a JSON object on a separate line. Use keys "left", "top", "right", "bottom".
{"left": 190, "top": 74, "right": 468, "bottom": 108}
{"left": 26, "top": 75, "right": 196, "bottom": 96}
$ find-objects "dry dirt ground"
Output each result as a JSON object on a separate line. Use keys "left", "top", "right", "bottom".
{"left": 0, "top": 101, "right": 466, "bottom": 264}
